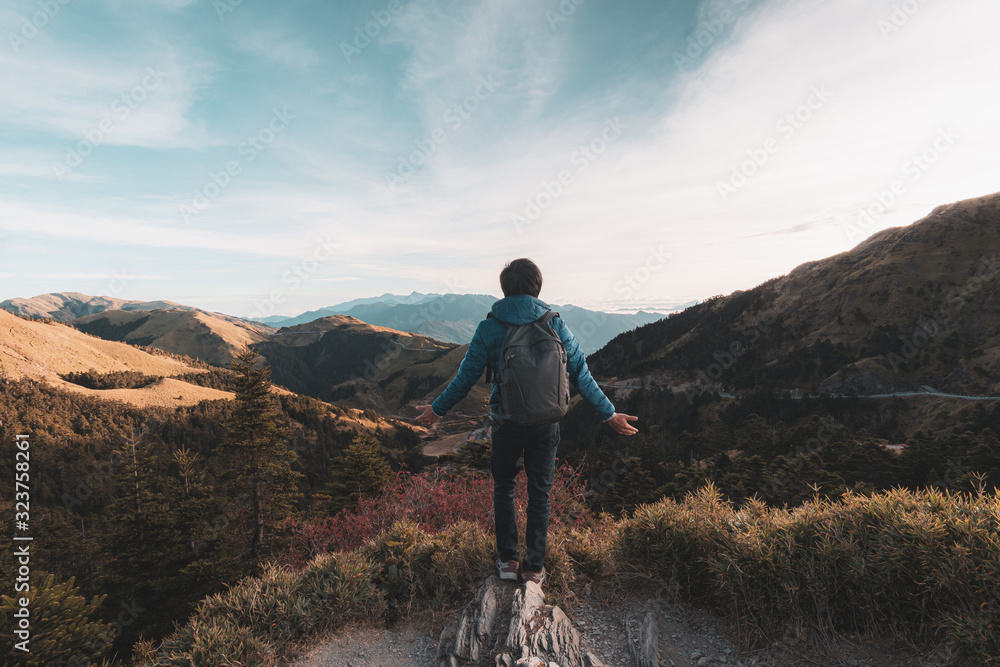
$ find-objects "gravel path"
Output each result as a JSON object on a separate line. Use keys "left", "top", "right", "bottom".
{"left": 289, "top": 618, "right": 440, "bottom": 667}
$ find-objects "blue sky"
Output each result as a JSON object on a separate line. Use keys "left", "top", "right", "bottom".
{"left": 1, "top": 0, "right": 998, "bottom": 318}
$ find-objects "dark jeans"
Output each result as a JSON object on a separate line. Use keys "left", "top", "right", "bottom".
{"left": 491, "top": 419, "right": 560, "bottom": 573}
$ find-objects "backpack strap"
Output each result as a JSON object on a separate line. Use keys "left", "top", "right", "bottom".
{"left": 538, "top": 310, "right": 560, "bottom": 326}
{"left": 484, "top": 312, "right": 508, "bottom": 383}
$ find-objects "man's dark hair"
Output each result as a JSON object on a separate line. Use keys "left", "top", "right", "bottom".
{"left": 500, "top": 258, "right": 543, "bottom": 297}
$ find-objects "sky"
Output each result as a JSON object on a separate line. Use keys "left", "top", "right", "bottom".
{"left": 1, "top": 0, "right": 998, "bottom": 318}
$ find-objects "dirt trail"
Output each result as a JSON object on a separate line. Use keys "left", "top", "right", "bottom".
{"left": 289, "top": 584, "right": 933, "bottom": 667}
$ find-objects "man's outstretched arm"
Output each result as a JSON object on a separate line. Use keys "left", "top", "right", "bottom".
{"left": 554, "top": 318, "right": 638, "bottom": 436}
{"left": 416, "top": 325, "right": 489, "bottom": 427}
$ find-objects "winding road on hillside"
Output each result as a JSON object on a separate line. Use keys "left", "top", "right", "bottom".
{"left": 596, "top": 381, "right": 1000, "bottom": 401}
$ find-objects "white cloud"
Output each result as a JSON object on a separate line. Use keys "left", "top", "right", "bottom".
{"left": 0, "top": 44, "right": 218, "bottom": 148}
{"left": 233, "top": 29, "right": 321, "bottom": 68}
{"left": 0, "top": 198, "right": 308, "bottom": 257}
{"left": 4, "top": 0, "right": 999, "bottom": 312}
{"left": 468, "top": 0, "right": 1000, "bottom": 302}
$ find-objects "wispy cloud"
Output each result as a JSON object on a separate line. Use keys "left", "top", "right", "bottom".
{"left": 1, "top": 0, "right": 998, "bottom": 315}
{"left": 0, "top": 44, "right": 217, "bottom": 148}
{"left": 233, "top": 29, "right": 322, "bottom": 68}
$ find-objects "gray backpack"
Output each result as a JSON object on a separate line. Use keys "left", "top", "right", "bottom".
{"left": 487, "top": 310, "right": 570, "bottom": 424}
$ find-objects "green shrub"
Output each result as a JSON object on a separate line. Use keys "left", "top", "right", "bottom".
{"left": 61, "top": 370, "right": 160, "bottom": 390}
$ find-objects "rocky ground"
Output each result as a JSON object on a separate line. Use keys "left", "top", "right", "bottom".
{"left": 290, "top": 577, "right": 949, "bottom": 667}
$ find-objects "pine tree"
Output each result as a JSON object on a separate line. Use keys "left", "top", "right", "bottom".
{"left": 222, "top": 347, "right": 303, "bottom": 564}
{"left": 325, "top": 433, "right": 393, "bottom": 515}
{"left": 0, "top": 573, "right": 111, "bottom": 666}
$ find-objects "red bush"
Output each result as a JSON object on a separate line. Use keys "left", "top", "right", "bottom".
{"left": 282, "top": 460, "right": 592, "bottom": 568}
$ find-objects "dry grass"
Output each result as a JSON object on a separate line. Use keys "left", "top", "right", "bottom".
{"left": 74, "top": 308, "right": 272, "bottom": 366}
{"left": 0, "top": 309, "right": 241, "bottom": 408}
{"left": 0, "top": 309, "right": 199, "bottom": 380}
{"left": 617, "top": 484, "right": 1000, "bottom": 662}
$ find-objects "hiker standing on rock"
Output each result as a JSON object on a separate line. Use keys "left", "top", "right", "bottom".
{"left": 416, "top": 258, "right": 638, "bottom": 587}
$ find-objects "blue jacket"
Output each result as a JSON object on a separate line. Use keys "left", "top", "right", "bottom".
{"left": 431, "top": 295, "right": 616, "bottom": 423}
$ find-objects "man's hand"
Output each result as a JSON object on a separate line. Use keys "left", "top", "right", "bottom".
{"left": 607, "top": 413, "right": 638, "bottom": 435}
{"left": 415, "top": 404, "right": 440, "bottom": 428}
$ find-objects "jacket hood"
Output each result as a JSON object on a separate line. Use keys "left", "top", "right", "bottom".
{"left": 490, "top": 294, "right": 551, "bottom": 326}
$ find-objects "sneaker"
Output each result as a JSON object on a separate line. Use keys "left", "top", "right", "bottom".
{"left": 522, "top": 567, "right": 546, "bottom": 587}
{"left": 496, "top": 558, "right": 519, "bottom": 581}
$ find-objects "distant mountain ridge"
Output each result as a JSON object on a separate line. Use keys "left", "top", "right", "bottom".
{"left": 0, "top": 291, "right": 195, "bottom": 321}
{"left": 255, "top": 291, "right": 438, "bottom": 325}
{"left": 257, "top": 293, "right": 665, "bottom": 354}
{"left": 4, "top": 291, "right": 666, "bottom": 357}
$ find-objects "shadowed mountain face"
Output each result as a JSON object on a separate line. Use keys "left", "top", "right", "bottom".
{"left": 253, "top": 316, "right": 488, "bottom": 416}
{"left": 589, "top": 192, "right": 1000, "bottom": 397}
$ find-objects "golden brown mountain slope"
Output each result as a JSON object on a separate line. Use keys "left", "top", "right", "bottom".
{"left": 258, "top": 316, "right": 488, "bottom": 418}
{"left": 73, "top": 308, "right": 273, "bottom": 366}
{"left": 0, "top": 308, "right": 229, "bottom": 407}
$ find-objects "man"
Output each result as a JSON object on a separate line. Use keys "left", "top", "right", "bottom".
{"left": 416, "top": 258, "right": 638, "bottom": 587}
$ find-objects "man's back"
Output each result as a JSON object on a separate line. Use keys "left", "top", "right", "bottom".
{"left": 430, "top": 294, "right": 616, "bottom": 424}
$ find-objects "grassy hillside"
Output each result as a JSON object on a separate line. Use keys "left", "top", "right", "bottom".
{"left": 73, "top": 308, "right": 273, "bottom": 366}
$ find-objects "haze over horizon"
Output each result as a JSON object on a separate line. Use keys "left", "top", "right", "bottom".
{"left": 1, "top": 0, "right": 998, "bottom": 318}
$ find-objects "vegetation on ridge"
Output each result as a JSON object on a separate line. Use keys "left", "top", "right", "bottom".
{"left": 133, "top": 469, "right": 1000, "bottom": 666}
